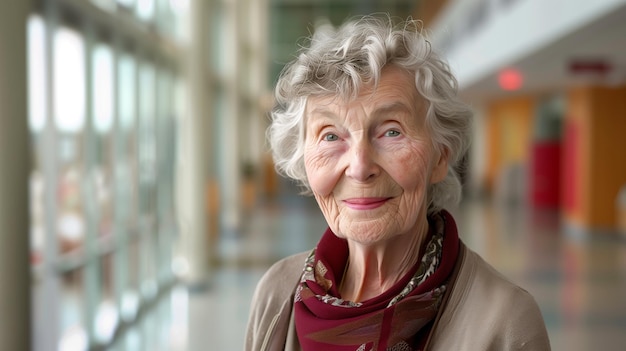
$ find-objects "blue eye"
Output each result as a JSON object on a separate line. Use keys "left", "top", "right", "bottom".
{"left": 384, "top": 130, "right": 401, "bottom": 137}
{"left": 323, "top": 133, "right": 339, "bottom": 141}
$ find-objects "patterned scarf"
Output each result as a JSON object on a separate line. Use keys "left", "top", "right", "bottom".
{"left": 294, "top": 210, "right": 460, "bottom": 351}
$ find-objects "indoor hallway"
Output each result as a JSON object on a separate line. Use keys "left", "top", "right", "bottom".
{"left": 111, "top": 190, "right": 626, "bottom": 351}
{"left": 3, "top": 1, "right": 626, "bottom": 351}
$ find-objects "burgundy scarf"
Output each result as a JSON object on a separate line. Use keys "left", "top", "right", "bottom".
{"left": 294, "top": 210, "right": 460, "bottom": 351}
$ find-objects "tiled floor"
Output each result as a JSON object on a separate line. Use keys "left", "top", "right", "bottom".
{"left": 112, "top": 191, "right": 626, "bottom": 350}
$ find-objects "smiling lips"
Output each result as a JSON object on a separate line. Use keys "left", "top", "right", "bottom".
{"left": 343, "top": 197, "right": 391, "bottom": 210}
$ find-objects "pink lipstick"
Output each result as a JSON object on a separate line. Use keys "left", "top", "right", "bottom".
{"left": 343, "top": 197, "right": 390, "bottom": 210}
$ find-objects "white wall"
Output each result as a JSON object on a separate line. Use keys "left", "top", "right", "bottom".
{"left": 429, "top": 0, "right": 626, "bottom": 89}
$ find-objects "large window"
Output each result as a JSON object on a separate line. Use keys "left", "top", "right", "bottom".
{"left": 28, "top": 1, "right": 183, "bottom": 349}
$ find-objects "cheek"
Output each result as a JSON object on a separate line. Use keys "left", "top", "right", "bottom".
{"left": 304, "top": 145, "right": 344, "bottom": 196}
{"left": 390, "top": 147, "right": 433, "bottom": 225}
{"left": 387, "top": 143, "right": 434, "bottom": 191}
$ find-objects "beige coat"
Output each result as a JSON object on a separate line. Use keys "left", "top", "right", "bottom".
{"left": 245, "top": 243, "right": 551, "bottom": 351}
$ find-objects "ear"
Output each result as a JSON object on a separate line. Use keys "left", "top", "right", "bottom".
{"left": 429, "top": 147, "right": 449, "bottom": 184}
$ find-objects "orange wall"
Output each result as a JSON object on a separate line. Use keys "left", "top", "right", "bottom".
{"left": 485, "top": 96, "right": 535, "bottom": 192}
{"left": 565, "top": 85, "right": 626, "bottom": 230}
{"left": 589, "top": 86, "right": 626, "bottom": 227}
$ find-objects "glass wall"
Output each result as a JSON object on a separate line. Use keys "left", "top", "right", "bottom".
{"left": 27, "top": 0, "right": 185, "bottom": 349}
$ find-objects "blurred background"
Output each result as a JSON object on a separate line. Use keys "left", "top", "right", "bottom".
{"left": 1, "top": 0, "right": 626, "bottom": 350}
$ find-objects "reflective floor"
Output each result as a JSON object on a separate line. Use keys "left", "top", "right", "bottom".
{"left": 111, "top": 190, "right": 626, "bottom": 351}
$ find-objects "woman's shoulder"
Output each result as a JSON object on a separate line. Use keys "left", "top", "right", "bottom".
{"left": 246, "top": 251, "right": 309, "bottom": 351}
{"left": 460, "top": 247, "right": 514, "bottom": 283}
{"left": 460, "top": 247, "right": 538, "bottom": 305}
{"left": 430, "top": 245, "right": 551, "bottom": 350}
{"left": 458, "top": 246, "right": 548, "bottom": 323}
{"left": 254, "top": 251, "right": 309, "bottom": 300}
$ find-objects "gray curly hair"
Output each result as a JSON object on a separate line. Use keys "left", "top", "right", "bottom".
{"left": 268, "top": 15, "right": 472, "bottom": 213}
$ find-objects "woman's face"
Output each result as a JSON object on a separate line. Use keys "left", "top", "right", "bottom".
{"left": 303, "top": 65, "right": 448, "bottom": 245}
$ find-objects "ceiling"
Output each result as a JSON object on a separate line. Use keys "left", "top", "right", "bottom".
{"left": 460, "top": 3, "right": 626, "bottom": 102}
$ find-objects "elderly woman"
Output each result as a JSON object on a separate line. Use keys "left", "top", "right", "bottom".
{"left": 246, "top": 16, "right": 550, "bottom": 351}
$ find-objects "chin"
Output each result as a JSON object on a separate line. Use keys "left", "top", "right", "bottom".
{"left": 337, "top": 221, "right": 398, "bottom": 245}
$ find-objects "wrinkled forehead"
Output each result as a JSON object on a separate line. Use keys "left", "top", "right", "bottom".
{"left": 304, "top": 67, "right": 426, "bottom": 119}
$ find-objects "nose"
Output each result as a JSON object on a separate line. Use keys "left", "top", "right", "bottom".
{"left": 345, "top": 140, "right": 380, "bottom": 182}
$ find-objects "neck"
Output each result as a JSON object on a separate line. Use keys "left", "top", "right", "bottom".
{"left": 339, "top": 220, "right": 429, "bottom": 302}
